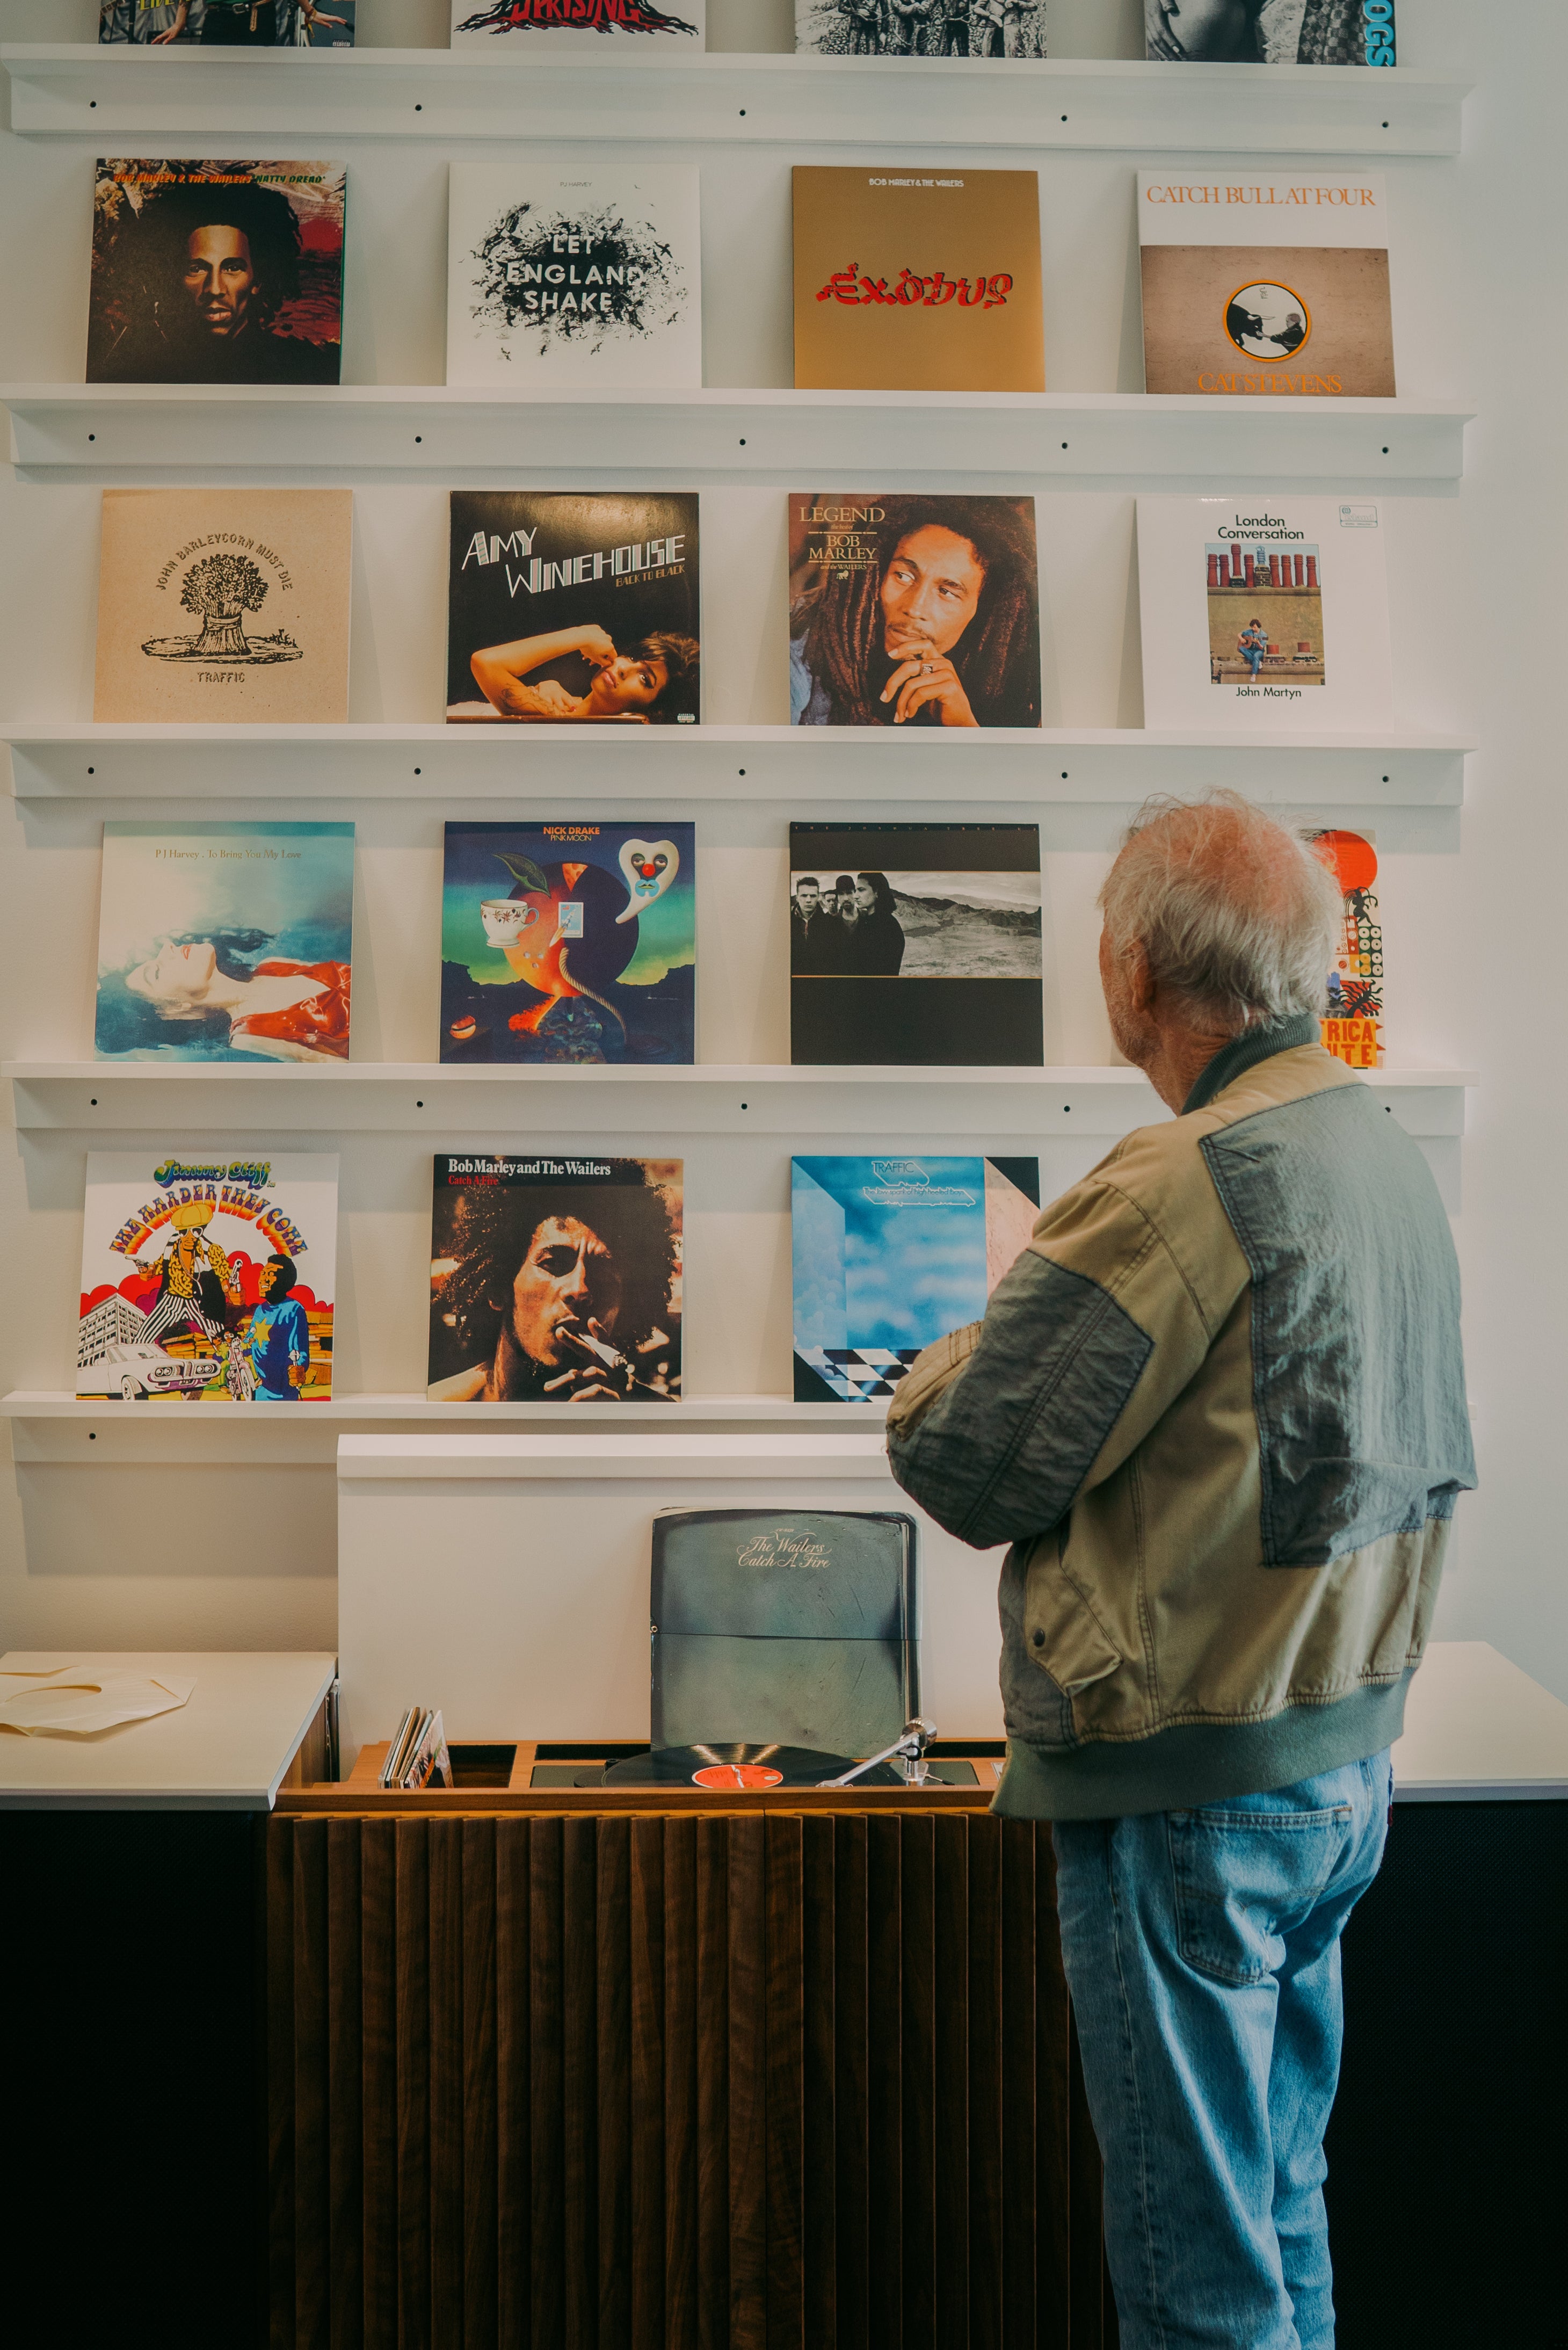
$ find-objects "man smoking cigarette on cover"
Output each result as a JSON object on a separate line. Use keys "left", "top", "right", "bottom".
{"left": 887, "top": 792, "right": 1474, "bottom": 2347}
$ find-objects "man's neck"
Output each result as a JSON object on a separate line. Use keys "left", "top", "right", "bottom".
{"left": 1137, "top": 1023, "right": 1240, "bottom": 1115}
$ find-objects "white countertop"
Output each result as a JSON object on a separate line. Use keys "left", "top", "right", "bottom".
{"left": 1392, "top": 1641, "right": 1568, "bottom": 1801}
{"left": 0, "top": 1651, "right": 337, "bottom": 1810}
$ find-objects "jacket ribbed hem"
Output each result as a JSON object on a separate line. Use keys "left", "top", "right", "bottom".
{"left": 993, "top": 1670, "right": 1414, "bottom": 1821}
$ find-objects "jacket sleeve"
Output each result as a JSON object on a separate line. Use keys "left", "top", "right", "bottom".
{"left": 884, "top": 1172, "right": 1231, "bottom": 1551}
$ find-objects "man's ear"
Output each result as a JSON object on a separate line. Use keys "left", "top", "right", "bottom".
{"left": 1124, "top": 935, "right": 1157, "bottom": 1014}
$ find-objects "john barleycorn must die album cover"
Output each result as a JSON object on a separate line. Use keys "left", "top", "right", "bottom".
{"left": 428, "top": 1156, "right": 683, "bottom": 1403}
{"left": 1138, "top": 171, "right": 1395, "bottom": 398}
{"left": 95, "top": 822, "right": 354, "bottom": 1063}
{"left": 446, "top": 162, "right": 701, "bottom": 388}
{"left": 440, "top": 821, "right": 695, "bottom": 1065}
{"left": 88, "top": 158, "right": 346, "bottom": 383}
{"left": 78, "top": 1152, "right": 338, "bottom": 1403}
{"left": 446, "top": 491, "right": 701, "bottom": 724}
{"left": 789, "top": 492, "right": 1040, "bottom": 729}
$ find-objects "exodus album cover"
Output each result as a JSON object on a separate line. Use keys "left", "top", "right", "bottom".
{"left": 1138, "top": 172, "right": 1395, "bottom": 398}
{"left": 789, "top": 492, "right": 1040, "bottom": 729}
{"left": 428, "top": 1155, "right": 683, "bottom": 1403}
{"left": 446, "top": 491, "right": 701, "bottom": 724}
{"left": 439, "top": 821, "right": 695, "bottom": 1064}
{"left": 77, "top": 1151, "right": 338, "bottom": 1403}
{"left": 789, "top": 822, "right": 1044, "bottom": 1066}
{"left": 792, "top": 1155, "right": 1040, "bottom": 1403}
{"left": 88, "top": 157, "right": 346, "bottom": 383}
{"left": 95, "top": 821, "right": 354, "bottom": 1063}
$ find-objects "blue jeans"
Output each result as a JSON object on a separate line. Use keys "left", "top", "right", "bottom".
{"left": 1052, "top": 1752, "right": 1392, "bottom": 2349}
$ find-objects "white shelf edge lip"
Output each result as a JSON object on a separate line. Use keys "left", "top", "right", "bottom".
{"left": 0, "top": 1060, "right": 1479, "bottom": 1087}
{"left": 0, "top": 1390, "right": 886, "bottom": 1422}
{"left": 0, "top": 721, "right": 1476, "bottom": 754}
{"left": 335, "top": 1431, "right": 894, "bottom": 1479}
{"left": 0, "top": 383, "right": 1475, "bottom": 421}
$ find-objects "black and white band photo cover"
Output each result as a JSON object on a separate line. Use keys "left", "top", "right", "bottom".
{"left": 99, "top": 3, "right": 357, "bottom": 40}
{"left": 795, "top": 0, "right": 1047, "bottom": 56}
{"left": 88, "top": 158, "right": 347, "bottom": 384}
{"left": 789, "top": 493, "right": 1040, "bottom": 729}
{"left": 427, "top": 1155, "right": 683, "bottom": 1403}
{"left": 446, "top": 492, "right": 701, "bottom": 725}
{"left": 789, "top": 823, "right": 1044, "bottom": 1066}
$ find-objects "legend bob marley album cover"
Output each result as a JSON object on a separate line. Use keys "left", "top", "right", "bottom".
{"left": 428, "top": 1156, "right": 683, "bottom": 1404}
{"left": 446, "top": 491, "right": 701, "bottom": 724}
{"left": 439, "top": 820, "right": 695, "bottom": 1064}
{"left": 88, "top": 158, "right": 346, "bottom": 385}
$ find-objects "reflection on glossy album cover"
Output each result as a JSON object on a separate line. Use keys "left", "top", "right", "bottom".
{"left": 99, "top": 4, "right": 358, "bottom": 41}
{"left": 428, "top": 1155, "right": 683, "bottom": 1403}
{"left": 446, "top": 162, "right": 701, "bottom": 388}
{"left": 439, "top": 821, "right": 694, "bottom": 1064}
{"left": 795, "top": 0, "right": 1045, "bottom": 57}
{"left": 451, "top": 0, "right": 705, "bottom": 48}
{"left": 1138, "top": 171, "right": 1394, "bottom": 398}
{"left": 95, "top": 822, "right": 354, "bottom": 1063}
{"left": 77, "top": 1151, "right": 338, "bottom": 1403}
{"left": 446, "top": 492, "right": 701, "bottom": 725}
{"left": 1308, "top": 827, "right": 1384, "bottom": 1071}
{"left": 788, "top": 491, "right": 1040, "bottom": 729}
{"left": 87, "top": 158, "right": 346, "bottom": 384}
{"left": 1145, "top": 0, "right": 1392, "bottom": 64}
{"left": 93, "top": 488, "right": 354, "bottom": 723}
{"left": 789, "top": 822, "right": 1043, "bottom": 1065}
{"left": 793, "top": 166, "right": 1044, "bottom": 392}
{"left": 792, "top": 1156, "right": 1039, "bottom": 1403}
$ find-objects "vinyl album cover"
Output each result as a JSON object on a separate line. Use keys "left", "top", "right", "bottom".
{"left": 439, "top": 821, "right": 695, "bottom": 1064}
{"left": 88, "top": 158, "right": 346, "bottom": 384}
{"left": 77, "top": 1151, "right": 338, "bottom": 1403}
{"left": 795, "top": 0, "right": 1045, "bottom": 56}
{"left": 93, "top": 488, "right": 353, "bottom": 723}
{"left": 789, "top": 822, "right": 1043, "bottom": 1065}
{"left": 427, "top": 1155, "right": 683, "bottom": 1403}
{"left": 1136, "top": 495, "right": 1392, "bottom": 729}
{"left": 1138, "top": 172, "right": 1394, "bottom": 397}
{"left": 99, "top": 3, "right": 358, "bottom": 39}
{"left": 1308, "top": 827, "right": 1384, "bottom": 1070}
{"left": 792, "top": 1155, "right": 1040, "bottom": 1402}
{"left": 451, "top": 0, "right": 705, "bottom": 48}
{"left": 95, "top": 822, "right": 354, "bottom": 1063}
{"left": 789, "top": 491, "right": 1040, "bottom": 729}
{"left": 1145, "top": 0, "right": 1392, "bottom": 63}
{"left": 793, "top": 167, "right": 1044, "bottom": 393}
{"left": 446, "top": 491, "right": 700, "bottom": 724}
{"left": 446, "top": 162, "right": 701, "bottom": 388}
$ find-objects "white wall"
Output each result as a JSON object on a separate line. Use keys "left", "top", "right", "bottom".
{"left": 3, "top": 2, "right": 1556, "bottom": 1706}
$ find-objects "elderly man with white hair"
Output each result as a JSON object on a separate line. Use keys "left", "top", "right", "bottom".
{"left": 888, "top": 791, "right": 1474, "bottom": 2349}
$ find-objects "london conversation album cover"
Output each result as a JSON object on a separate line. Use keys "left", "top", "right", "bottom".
{"left": 99, "top": 4, "right": 358, "bottom": 41}
{"left": 789, "top": 492, "right": 1040, "bottom": 729}
{"left": 93, "top": 488, "right": 354, "bottom": 723}
{"left": 450, "top": 0, "right": 706, "bottom": 49}
{"left": 1135, "top": 494, "right": 1392, "bottom": 730}
{"left": 446, "top": 491, "right": 701, "bottom": 724}
{"left": 795, "top": 0, "right": 1046, "bottom": 57}
{"left": 95, "top": 822, "right": 354, "bottom": 1063}
{"left": 439, "top": 821, "right": 695, "bottom": 1065}
{"left": 77, "top": 1152, "right": 338, "bottom": 1404}
{"left": 793, "top": 167, "right": 1044, "bottom": 393}
{"left": 1138, "top": 171, "right": 1395, "bottom": 398}
{"left": 792, "top": 1155, "right": 1040, "bottom": 1404}
{"left": 1144, "top": 0, "right": 1393, "bottom": 64}
{"left": 446, "top": 162, "right": 701, "bottom": 388}
{"left": 789, "top": 822, "right": 1044, "bottom": 1067}
{"left": 88, "top": 158, "right": 346, "bottom": 384}
{"left": 427, "top": 1156, "right": 683, "bottom": 1403}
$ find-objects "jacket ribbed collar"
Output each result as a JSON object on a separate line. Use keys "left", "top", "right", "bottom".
{"left": 1181, "top": 1012, "right": 1319, "bottom": 1115}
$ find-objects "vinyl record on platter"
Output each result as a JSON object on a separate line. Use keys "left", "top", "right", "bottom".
{"left": 602, "top": 1742, "right": 904, "bottom": 1790}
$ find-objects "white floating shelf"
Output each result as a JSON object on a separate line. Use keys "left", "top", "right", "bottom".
{"left": 4, "top": 1060, "right": 1475, "bottom": 1137}
{"left": 0, "top": 722, "right": 1470, "bottom": 808}
{"left": 0, "top": 383, "right": 1471, "bottom": 484}
{"left": 0, "top": 48, "right": 1471, "bottom": 157}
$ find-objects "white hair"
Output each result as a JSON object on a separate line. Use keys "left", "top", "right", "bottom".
{"left": 1099, "top": 791, "right": 1341, "bottom": 1031}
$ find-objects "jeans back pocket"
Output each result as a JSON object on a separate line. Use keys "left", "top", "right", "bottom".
{"left": 1167, "top": 1804, "right": 1353, "bottom": 1988}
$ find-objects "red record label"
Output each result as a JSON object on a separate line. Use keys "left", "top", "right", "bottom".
{"left": 692, "top": 1764, "right": 784, "bottom": 1790}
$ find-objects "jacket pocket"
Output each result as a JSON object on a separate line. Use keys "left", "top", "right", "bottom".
{"left": 1167, "top": 1803, "right": 1352, "bottom": 1987}
{"left": 1023, "top": 1549, "right": 1123, "bottom": 1700}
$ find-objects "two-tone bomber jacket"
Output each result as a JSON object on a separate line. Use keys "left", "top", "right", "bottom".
{"left": 885, "top": 1016, "right": 1477, "bottom": 1820}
